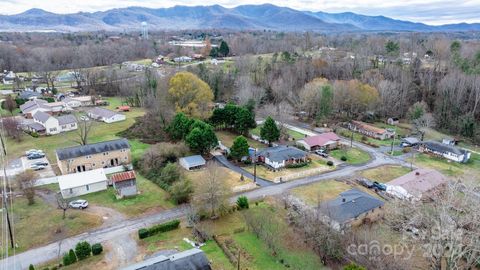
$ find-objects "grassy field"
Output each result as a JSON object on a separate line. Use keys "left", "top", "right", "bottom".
{"left": 360, "top": 165, "right": 412, "bottom": 183}
{"left": 4, "top": 196, "right": 102, "bottom": 254}
{"left": 185, "top": 166, "right": 255, "bottom": 192}
{"left": 5, "top": 97, "right": 145, "bottom": 161}
{"left": 291, "top": 180, "right": 351, "bottom": 205}
{"left": 216, "top": 130, "right": 265, "bottom": 149}
{"left": 409, "top": 152, "right": 480, "bottom": 178}
{"left": 244, "top": 157, "right": 332, "bottom": 182}
{"left": 330, "top": 147, "right": 371, "bottom": 165}
{"left": 250, "top": 125, "right": 305, "bottom": 140}
{"left": 39, "top": 253, "right": 107, "bottom": 270}
{"left": 79, "top": 174, "right": 175, "bottom": 217}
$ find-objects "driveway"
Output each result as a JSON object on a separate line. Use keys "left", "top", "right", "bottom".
{"left": 22, "top": 156, "right": 56, "bottom": 178}
{"left": 213, "top": 154, "right": 273, "bottom": 187}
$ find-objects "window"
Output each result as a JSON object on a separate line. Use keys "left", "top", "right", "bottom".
{"left": 62, "top": 125, "right": 66, "bottom": 129}
{"left": 124, "top": 157, "right": 128, "bottom": 160}
{"left": 69, "top": 188, "right": 73, "bottom": 194}
{"left": 86, "top": 155, "right": 92, "bottom": 159}
{"left": 71, "top": 123, "right": 75, "bottom": 127}
{"left": 49, "top": 128, "right": 57, "bottom": 132}
{"left": 86, "top": 185, "right": 89, "bottom": 191}
{"left": 101, "top": 161, "right": 105, "bottom": 165}
{"left": 92, "top": 163, "right": 96, "bottom": 167}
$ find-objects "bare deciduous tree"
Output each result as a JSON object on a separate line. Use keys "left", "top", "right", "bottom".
{"left": 16, "top": 170, "right": 38, "bottom": 205}
{"left": 75, "top": 117, "right": 94, "bottom": 145}
{"left": 193, "top": 162, "right": 230, "bottom": 218}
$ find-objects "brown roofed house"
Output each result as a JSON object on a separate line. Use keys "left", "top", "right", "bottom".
{"left": 387, "top": 168, "right": 448, "bottom": 200}
{"left": 111, "top": 170, "right": 137, "bottom": 198}
{"left": 348, "top": 121, "right": 395, "bottom": 140}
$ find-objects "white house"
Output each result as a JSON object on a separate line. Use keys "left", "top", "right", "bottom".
{"left": 2, "top": 71, "right": 16, "bottom": 85}
{"left": 179, "top": 155, "right": 206, "bottom": 170}
{"left": 88, "top": 107, "right": 126, "bottom": 123}
{"left": 256, "top": 145, "right": 308, "bottom": 171}
{"left": 32, "top": 111, "right": 77, "bottom": 135}
{"left": 64, "top": 96, "right": 94, "bottom": 107}
{"left": 58, "top": 168, "right": 108, "bottom": 199}
{"left": 419, "top": 141, "right": 471, "bottom": 163}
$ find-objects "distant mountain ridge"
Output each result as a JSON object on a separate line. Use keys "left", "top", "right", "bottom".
{"left": 0, "top": 4, "right": 479, "bottom": 32}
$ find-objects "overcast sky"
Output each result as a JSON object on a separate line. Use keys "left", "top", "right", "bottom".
{"left": 1, "top": 0, "right": 480, "bottom": 25}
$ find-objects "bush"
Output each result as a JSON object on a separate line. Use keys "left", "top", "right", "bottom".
{"left": 361, "top": 135, "right": 368, "bottom": 142}
{"left": 169, "top": 179, "right": 194, "bottom": 204}
{"left": 402, "top": 147, "right": 412, "bottom": 153}
{"left": 31, "top": 131, "right": 39, "bottom": 138}
{"left": 75, "top": 241, "right": 92, "bottom": 260}
{"left": 138, "top": 219, "right": 181, "bottom": 239}
{"left": 285, "top": 162, "right": 308, "bottom": 168}
{"left": 62, "top": 249, "right": 77, "bottom": 266}
{"left": 340, "top": 156, "right": 348, "bottom": 161}
{"left": 326, "top": 160, "right": 334, "bottom": 166}
{"left": 91, "top": 243, "right": 103, "bottom": 255}
{"left": 236, "top": 196, "right": 249, "bottom": 209}
{"left": 29, "top": 264, "right": 35, "bottom": 270}
{"left": 343, "top": 262, "right": 366, "bottom": 270}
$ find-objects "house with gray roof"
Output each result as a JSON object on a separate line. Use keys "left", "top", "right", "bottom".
{"left": 20, "top": 99, "right": 49, "bottom": 118}
{"left": 122, "top": 248, "right": 211, "bottom": 270}
{"left": 55, "top": 138, "right": 131, "bottom": 174}
{"left": 320, "top": 188, "right": 384, "bottom": 231}
{"left": 179, "top": 155, "right": 206, "bottom": 170}
{"left": 257, "top": 145, "right": 308, "bottom": 170}
{"left": 31, "top": 111, "right": 77, "bottom": 135}
{"left": 18, "top": 90, "right": 42, "bottom": 100}
{"left": 419, "top": 141, "right": 471, "bottom": 163}
{"left": 88, "top": 107, "right": 126, "bottom": 123}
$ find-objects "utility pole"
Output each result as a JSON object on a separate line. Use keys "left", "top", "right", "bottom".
{"left": 390, "top": 126, "right": 397, "bottom": 156}
{"left": 253, "top": 148, "right": 257, "bottom": 184}
{"left": 0, "top": 132, "right": 15, "bottom": 249}
{"left": 350, "top": 130, "right": 354, "bottom": 148}
{"left": 237, "top": 248, "right": 241, "bottom": 270}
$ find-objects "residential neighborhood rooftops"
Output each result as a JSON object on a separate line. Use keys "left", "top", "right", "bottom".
{"left": 25, "top": 122, "right": 46, "bottom": 132}
{"left": 56, "top": 138, "right": 130, "bottom": 160}
{"left": 421, "top": 141, "right": 468, "bottom": 156}
{"left": 18, "top": 91, "right": 42, "bottom": 100}
{"left": 57, "top": 114, "right": 77, "bottom": 125}
{"left": 303, "top": 132, "right": 340, "bottom": 147}
{"left": 257, "top": 145, "right": 307, "bottom": 162}
{"left": 401, "top": 137, "right": 420, "bottom": 145}
{"left": 19, "top": 99, "right": 48, "bottom": 113}
{"left": 88, "top": 107, "right": 119, "bottom": 118}
{"left": 387, "top": 168, "right": 447, "bottom": 199}
{"left": 351, "top": 121, "right": 387, "bottom": 134}
{"left": 33, "top": 111, "right": 51, "bottom": 123}
{"left": 322, "top": 188, "right": 384, "bottom": 224}
{"left": 121, "top": 248, "right": 211, "bottom": 270}
{"left": 58, "top": 168, "right": 107, "bottom": 190}
{"left": 111, "top": 170, "right": 136, "bottom": 183}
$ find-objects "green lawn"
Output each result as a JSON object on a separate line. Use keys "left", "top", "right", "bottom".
{"left": 4, "top": 196, "right": 102, "bottom": 254}
{"left": 216, "top": 130, "right": 265, "bottom": 149}
{"left": 360, "top": 165, "right": 412, "bottom": 183}
{"left": 291, "top": 180, "right": 351, "bottom": 205}
{"left": 250, "top": 125, "right": 305, "bottom": 140}
{"left": 409, "top": 153, "right": 480, "bottom": 177}
{"left": 330, "top": 147, "right": 371, "bottom": 165}
{"left": 79, "top": 174, "right": 175, "bottom": 217}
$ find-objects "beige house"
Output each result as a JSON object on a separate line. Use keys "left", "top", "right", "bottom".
{"left": 55, "top": 138, "right": 131, "bottom": 175}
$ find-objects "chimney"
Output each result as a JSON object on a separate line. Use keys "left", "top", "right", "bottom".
{"left": 415, "top": 171, "right": 420, "bottom": 176}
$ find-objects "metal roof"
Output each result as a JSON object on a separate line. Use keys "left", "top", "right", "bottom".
{"left": 88, "top": 107, "right": 119, "bottom": 119}
{"left": 111, "top": 170, "right": 136, "bottom": 183}
{"left": 121, "top": 248, "right": 211, "bottom": 270}
{"left": 180, "top": 155, "right": 206, "bottom": 168}
{"left": 56, "top": 138, "right": 130, "bottom": 160}
{"left": 321, "top": 188, "right": 384, "bottom": 224}
{"left": 57, "top": 114, "right": 77, "bottom": 125}
{"left": 387, "top": 169, "right": 447, "bottom": 198}
{"left": 58, "top": 168, "right": 107, "bottom": 190}
{"left": 422, "top": 141, "right": 467, "bottom": 156}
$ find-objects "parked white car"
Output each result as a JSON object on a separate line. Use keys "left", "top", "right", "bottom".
{"left": 25, "top": 149, "right": 44, "bottom": 156}
{"left": 69, "top": 200, "right": 89, "bottom": 209}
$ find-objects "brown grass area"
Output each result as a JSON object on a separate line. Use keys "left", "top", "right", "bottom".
{"left": 291, "top": 180, "right": 351, "bottom": 205}
{"left": 360, "top": 165, "right": 412, "bottom": 183}
{"left": 185, "top": 167, "right": 255, "bottom": 191}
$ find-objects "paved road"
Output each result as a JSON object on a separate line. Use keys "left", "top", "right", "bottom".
{"left": 1, "top": 123, "right": 412, "bottom": 269}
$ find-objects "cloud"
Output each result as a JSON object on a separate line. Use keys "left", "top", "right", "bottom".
{"left": 1, "top": 0, "right": 479, "bottom": 25}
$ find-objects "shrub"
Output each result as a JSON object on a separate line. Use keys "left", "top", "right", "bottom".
{"left": 402, "top": 147, "right": 412, "bottom": 153}
{"left": 138, "top": 219, "right": 181, "bottom": 239}
{"left": 75, "top": 241, "right": 92, "bottom": 260}
{"left": 62, "top": 249, "right": 76, "bottom": 266}
{"left": 326, "top": 160, "right": 334, "bottom": 166}
{"left": 286, "top": 162, "right": 308, "bottom": 168}
{"left": 340, "top": 156, "right": 348, "bottom": 161}
{"left": 361, "top": 135, "right": 368, "bottom": 142}
{"left": 236, "top": 196, "right": 249, "bottom": 209}
{"left": 169, "top": 179, "right": 193, "bottom": 204}
{"left": 91, "top": 243, "right": 103, "bottom": 255}
{"left": 343, "top": 262, "right": 366, "bottom": 270}
{"left": 29, "top": 264, "right": 35, "bottom": 270}
{"left": 31, "top": 131, "right": 39, "bottom": 138}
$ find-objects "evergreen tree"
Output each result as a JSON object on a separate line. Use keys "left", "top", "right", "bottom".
{"left": 234, "top": 107, "right": 256, "bottom": 135}
{"left": 168, "top": 113, "right": 193, "bottom": 141}
{"left": 260, "top": 116, "right": 280, "bottom": 146}
{"left": 218, "top": 41, "right": 230, "bottom": 57}
{"left": 230, "top": 136, "right": 250, "bottom": 161}
{"left": 186, "top": 124, "right": 218, "bottom": 154}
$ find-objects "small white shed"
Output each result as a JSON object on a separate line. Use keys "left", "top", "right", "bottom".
{"left": 179, "top": 155, "right": 206, "bottom": 170}
{"left": 58, "top": 168, "right": 108, "bottom": 198}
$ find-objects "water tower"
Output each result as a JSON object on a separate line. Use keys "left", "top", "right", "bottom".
{"left": 141, "top": 21, "right": 148, "bottom": 40}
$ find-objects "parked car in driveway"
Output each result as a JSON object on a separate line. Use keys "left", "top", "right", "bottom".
{"left": 79, "top": 115, "right": 89, "bottom": 121}
{"left": 69, "top": 200, "right": 89, "bottom": 209}
{"left": 314, "top": 149, "right": 329, "bottom": 158}
{"left": 25, "top": 149, "right": 44, "bottom": 156}
{"left": 31, "top": 161, "right": 48, "bottom": 166}
{"left": 357, "top": 178, "right": 374, "bottom": 188}
{"left": 27, "top": 152, "right": 46, "bottom": 160}
{"left": 373, "top": 181, "right": 387, "bottom": 191}
{"left": 30, "top": 164, "right": 46, "bottom": 171}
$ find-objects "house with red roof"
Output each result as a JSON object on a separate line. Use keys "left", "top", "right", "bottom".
{"left": 110, "top": 170, "right": 137, "bottom": 198}
{"left": 296, "top": 132, "right": 341, "bottom": 151}
{"left": 347, "top": 120, "right": 395, "bottom": 140}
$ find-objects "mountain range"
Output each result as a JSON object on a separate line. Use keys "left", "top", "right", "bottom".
{"left": 1, "top": 4, "right": 479, "bottom": 32}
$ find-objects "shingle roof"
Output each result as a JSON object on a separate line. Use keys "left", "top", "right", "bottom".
{"left": 402, "top": 137, "right": 420, "bottom": 145}
{"left": 351, "top": 120, "right": 387, "bottom": 134}
{"left": 33, "top": 111, "right": 52, "bottom": 123}
{"left": 88, "top": 107, "right": 118, "bottom": 119}
{"left": 303, "top": 132, "right": 340, "bottom": 147}
{"left": 321, "top": 188, "right": 384, "bottom": 224}
{"left": 57, "top": 114, "right": 77, "bottom": 125}
{"left": 19, "top": 99, "right": 48, "bottom": 113}
{"left": 18, "top": 91, "right": 42, "bottom": 100}
{"left": 121, "top": 248, "right": 211, "bottom": 270}
{"left": 56, "top": 138, "right": 130, "bottom": 160}
{"left": 180, "top": 155, "right": 206, "bottom": 168}
{"left": 111, "top": 171, "right": 136, "bottom": 183}
{"left": 387, "top": 169, "right": 447, "bottom": 198}
{"left": 257, "top": 145, "right": 307, "bottom": 162}
{"left": 422, "top": 141, "right": 467, "bottom": 156}
{"left": 26, "top": 122, "right": 45, "bottom": 132}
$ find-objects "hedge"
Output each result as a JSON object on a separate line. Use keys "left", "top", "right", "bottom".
{"left": 92, "top": 243, "right": 103, "bottom": 255}
{"left": 286, "top": 162, "right": 308, "bottom": 168}
{"left": 326, "top": 160, "right": 334, "bottom": 166}
{"left": 138, "top": 219, "right": 180, "bottom": 239}
{"left": 62, "top": 249, "right": 77, "bottom": 266}
{"left": 75, "top": 241, "right": 91, "bottom": 260}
